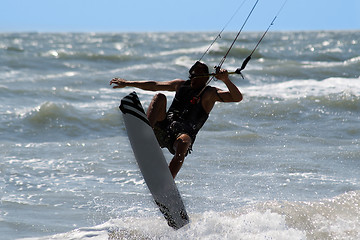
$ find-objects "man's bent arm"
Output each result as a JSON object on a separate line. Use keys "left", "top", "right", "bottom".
{"left": 215, "top": 71, "right": 243, "bottom": 102}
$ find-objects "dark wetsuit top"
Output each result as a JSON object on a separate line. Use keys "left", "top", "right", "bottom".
{"left": 154, "top": 80, "right": 209, "bottom": 154}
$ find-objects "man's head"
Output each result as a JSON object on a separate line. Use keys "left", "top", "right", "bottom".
{"left": 189, "top": 61, "right": 209, "bottom": 88}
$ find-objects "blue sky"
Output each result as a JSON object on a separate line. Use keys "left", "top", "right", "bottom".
{"left": 1, "top": 0, "right": 359, "bottom": 32}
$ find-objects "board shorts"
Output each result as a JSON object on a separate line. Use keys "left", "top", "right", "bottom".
{"left": 153, "top": 118, "right": 194, "bottom": 155}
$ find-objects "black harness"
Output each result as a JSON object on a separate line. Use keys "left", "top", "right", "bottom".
{"left": 167, "top": 80, "right": 209, "bottom": 142}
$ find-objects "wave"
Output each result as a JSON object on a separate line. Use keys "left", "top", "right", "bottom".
{"left": 41, "top": 49, "right": 138, "bottom": 63}
{"left": 207, "top": 45, "right": 263, "bottom": 59}
{"left": 255, "top": 191, "right": 360, "bottom": 240}
{"left": 239, "top": 91, "right": 360, "bottom": 130}
{"left": 22, "top": 191, "right": 360, "bottom": 240}
{"left": 1, "top": 102, "right": 124, "bottom": 142}
{"left": 244, "top": 77, "right": 360, "bottom": 100}
{"left": 345, "top": 56, "right": 360, "bottom": 64}
{"left": 156, "top": 46, "right": 206, "bottom": 57}
{"left": 3, "top": 46, "right": 25, "bottom": 52}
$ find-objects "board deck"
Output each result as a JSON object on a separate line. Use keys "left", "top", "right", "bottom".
{"left": 120, "top": 92, "right": 189, "bottom": 230}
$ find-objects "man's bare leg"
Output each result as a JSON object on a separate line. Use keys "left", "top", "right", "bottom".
{"left": 169, "top": 134, "right": 192, "bottom": 179}
{"left": 147, "top": 94, "right": 191, "bottom": 178}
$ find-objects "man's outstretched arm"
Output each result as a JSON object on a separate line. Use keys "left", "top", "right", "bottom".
{"left": 110, "top": 78, "right": 184, "bottom": 92}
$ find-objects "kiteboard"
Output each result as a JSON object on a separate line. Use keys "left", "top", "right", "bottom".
{"left": 119, "top": 92, "right": 189, "bottom": 230}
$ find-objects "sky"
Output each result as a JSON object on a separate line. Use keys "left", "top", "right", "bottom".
{"left": 1, "top": 0, "right": 359, "bottom": 32}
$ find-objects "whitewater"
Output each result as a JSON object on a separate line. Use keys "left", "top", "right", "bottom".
{"left": 0, "top": 31, "right": 359, "bottom": 239}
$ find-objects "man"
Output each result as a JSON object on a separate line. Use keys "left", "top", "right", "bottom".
{"left": 110, "top": 61, "right": 243, "bottom": 178}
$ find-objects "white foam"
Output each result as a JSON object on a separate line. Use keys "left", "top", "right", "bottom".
{"left": 25, "top": 210, "right": 305, "bottom": 240}
{"left": 19, "top": 191, "right": 360, "bottom": 240}
{"left": 244, "top": 77, "right": 360, "bottom": 100}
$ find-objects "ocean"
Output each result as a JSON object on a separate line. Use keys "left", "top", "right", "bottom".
{"left": 0, "top": 31, "right": 359, "bottom": 240}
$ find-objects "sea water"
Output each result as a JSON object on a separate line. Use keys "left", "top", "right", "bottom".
{"left": 0, "top": 31, "right": 359, "bottom": 239}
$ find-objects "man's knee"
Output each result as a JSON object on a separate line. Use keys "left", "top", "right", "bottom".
{"left": 181, "top": 135, "right": 192, "bottom": 146}
{"left": 154, "top": 93, "right": 166, "bottom": 104}
{"left": 174, "top": 134, "right": 192, "bottom": 154}
{"left": 147, "top": 93, "right": 167, "bottom": 126}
